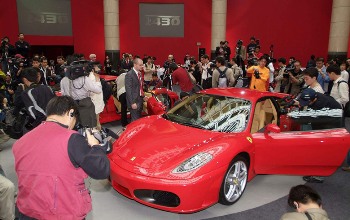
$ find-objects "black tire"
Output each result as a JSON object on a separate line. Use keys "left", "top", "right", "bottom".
{"left": 218, "top": 155, "right": 249, "bottom": 205}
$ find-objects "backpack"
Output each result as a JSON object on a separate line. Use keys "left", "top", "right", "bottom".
{"left": 218, "top": 67, "right": 228, "bottom": 88}
{"left": 337, "top": 80, "right": 350, "bottom": 117}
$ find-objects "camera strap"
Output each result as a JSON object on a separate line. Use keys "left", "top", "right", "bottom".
{"left": 305, "top": 212, "right": 313, "bottom": 220}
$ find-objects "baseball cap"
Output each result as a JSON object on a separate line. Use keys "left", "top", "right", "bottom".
{"left": 15, "top": 54, "right": 25, "bottom": 59}
{"left": 298, "top": 88, "right": 317, "bottom": 106}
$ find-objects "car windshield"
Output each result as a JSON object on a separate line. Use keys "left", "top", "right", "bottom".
{"left": 164, "top": 94, "right": 251, "bottom": 133}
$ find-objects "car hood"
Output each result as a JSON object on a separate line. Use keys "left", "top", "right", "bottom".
{"left": 113, "top": 116, "right": 221, "bottom": 170}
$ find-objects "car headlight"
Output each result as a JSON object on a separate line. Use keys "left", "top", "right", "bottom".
{"left": 172, "top": 152, "right": 213, "bottom": 174}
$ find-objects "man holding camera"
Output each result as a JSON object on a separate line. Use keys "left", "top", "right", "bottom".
{"left": 1, "top": 36, "right": 15, "bottom": 73}
{"left": 285, "top": 61, "right": 304, "bottom": 96}
{"left": 246, "top": 56, "right": 270, "bottom": 92}
{"left": 13, "top": 96, "right": 110, "bottom": 219}
{"left": 61, "top": 60, "right": 102, "bottom": 128}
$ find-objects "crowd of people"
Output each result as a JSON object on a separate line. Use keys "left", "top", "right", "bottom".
{"left": 0, "top": 33, "right": 350, "bottom": 219}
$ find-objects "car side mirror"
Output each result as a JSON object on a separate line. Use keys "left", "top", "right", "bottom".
{"left": 264, "top": 124, "right": 281, "bottom": 134}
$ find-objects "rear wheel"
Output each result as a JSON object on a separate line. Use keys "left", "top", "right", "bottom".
{"left": 218, "top": 156, "right": 248, "bottom": 205}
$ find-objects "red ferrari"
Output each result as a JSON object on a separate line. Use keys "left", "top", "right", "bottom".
{"left": 108, "top": 88, "right": 350, "bottom": 213}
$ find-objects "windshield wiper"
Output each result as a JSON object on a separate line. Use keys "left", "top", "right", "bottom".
{"left": 179, "top": 121, "right": 206, "bottom": 130}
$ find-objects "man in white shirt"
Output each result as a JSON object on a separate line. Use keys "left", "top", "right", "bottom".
{"left": 328, "top": 65, "right": 349, "bottom": 107}
{"left": 200, "top": 54, "right": 212, "bottom": 89}
{"left": 340, "top": 62, "right": 349, "bottom": 82}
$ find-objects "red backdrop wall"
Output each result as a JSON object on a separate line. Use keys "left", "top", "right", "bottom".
{"left": 226, "top": 0, "right": 333, "bottom": 66}
{"left": 119, "top": 0, "right": 212, "bottom": 65}
{"left": 0, "top": 0, "right": 105, "bottom": 63}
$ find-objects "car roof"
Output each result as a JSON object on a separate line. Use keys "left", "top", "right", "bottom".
{"left": 199, "top": 88, "right": 288, "bottom": 102}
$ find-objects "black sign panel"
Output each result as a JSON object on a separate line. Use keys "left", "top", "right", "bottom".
{"left": 139, "top": 3, "right": 184, "bottom": 37}
{"left": 17, "top": 0, "right": 72, "bottom": 36}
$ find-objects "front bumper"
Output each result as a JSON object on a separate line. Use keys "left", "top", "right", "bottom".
{"left": 109, "top": 158, "right": 227, "bottom": 213}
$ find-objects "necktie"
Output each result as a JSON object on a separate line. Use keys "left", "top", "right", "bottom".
{"left": 138, "top": 72, "right": 144, "bottom": 97}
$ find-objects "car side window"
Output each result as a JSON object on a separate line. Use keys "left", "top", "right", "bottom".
{"left": 276, "top": 97, "right": 344, "bottom": 132}
{"left": 251, "top": 98, "right": 278, "bottom": 134}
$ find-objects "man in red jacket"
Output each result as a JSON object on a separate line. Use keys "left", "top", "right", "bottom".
{"left": 170, "top": 62, "right": 193, "bottom": 94}
{"left": 13, "top": 96, "right": 110, "bottom": 219}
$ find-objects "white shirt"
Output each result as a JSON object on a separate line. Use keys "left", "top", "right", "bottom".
{"left": 341, "top": 70, "right": 349, "bottom": 82}
{"left": 268, "top": 62, "right": 275, "bottom": 83}
{"left": 330, "top": 77, "right": 349, "bottom": 106}
{"left": 311, "top": 83, "right": 324, "bottom": 94}
{"left": 201, "top": 62, "right": 212, "bottom": 80}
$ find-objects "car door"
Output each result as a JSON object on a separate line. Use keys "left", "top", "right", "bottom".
{"left": 253, "top": 106, "right": 350, "bottom": 176}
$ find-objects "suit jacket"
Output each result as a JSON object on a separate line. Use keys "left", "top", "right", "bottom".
{"left": 125, "top": 69, "right": 142, "bottom": 108}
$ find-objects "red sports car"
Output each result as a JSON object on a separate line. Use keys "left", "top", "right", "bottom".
{"left": 108, "top": 88, "right": 350, "bottom": 213}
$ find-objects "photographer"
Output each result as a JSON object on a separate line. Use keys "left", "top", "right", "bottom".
{"left": 21, "top": 67, "right": 55, "bottom": 129}
{"left": 286, "top": 60, "right": 304, "bottom": 96}
{"left": 274, "top": 57, "right": 287, "bottom": 93}
{"left": 280, "top": 185, "right": 329, "bottom": 220}
{"left": 234, "top": 40, "right": 246, "bottom": 73}
{"left": 1, "top": 36, "right": 15, "bottom": 73}
{"left": 246, "top": 56, "right": 270, "bottom": 92}
{"left": 212, "top": 56, "right": 235, "bottom": 88}
{"left": 13, "top": 96, "right": 110, "bottom": 219}
{"left": 61, "top": 59, "right": 102, "bottom": 128}
{"left": 200, "top": 54, "right": 213, "bottom": 89}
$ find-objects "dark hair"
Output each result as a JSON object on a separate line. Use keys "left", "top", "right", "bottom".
{"left": 287, "top": 185, "right": 322, "bottom": 209}
{"left": 46, "top": 96, "right": 79, "bottom": 117}
{"left": 22, "top": 67, "right": 39, "bottom": 83}
{"left": 316, "top": 57, "right": 324, "bottom": 63}
{"left": 278, "top": 57, "right": 286, "bottom": 64}
{"left": 255, "top": 45, "right": 261, "bottom": 49}
{"left": 40, "top": 56, "right": 47, "bottom": 62}
{"left": 152, "top": 72, "right": 158, "bottom": 77}
{"left": 311, "top": 55, "right": 315, "bottom": 60}
{"left": 231, "top": 57, "right": 237, "bottom": 63}
{"left": 18, "top": 33, "right": 24, "bottom": 36}
{"left": 57, "top": 56, "right": 64, "bottom": 60}
{"left": 303, "top": 67, "right": 319, "bottom": 78}
{"left": 32, "top": 57, "right": 40, "bottom": 62}
{"left": 326, "top": 65, "right": 341, "bottom": 75}
{"left": 250, "top": 36, "right": 255, "bottom": 40}
{"left": 169, "top": 62, "right": 178, "bottom": 71}
{"left": 215, "top": 56, "right": 225, "bottom": 65}
{"left": 201, "top": 54, "right": 209, "bottom": 60}
{"left": 290, "top": 57, "right": 295, "bottom": 60}
{"left": 190, "top": 59, "right": 196, "bottom": 65}
{"left": 258, "top": 56, "right": 268, "bottom": 61}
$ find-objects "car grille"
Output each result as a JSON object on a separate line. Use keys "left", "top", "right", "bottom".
{"left": 134, "top": 189, "right": 180, "bottom": 207}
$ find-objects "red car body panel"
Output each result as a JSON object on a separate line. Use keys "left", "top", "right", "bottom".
{"left": 108, "top": 88, "right": 350, "bottom": 213}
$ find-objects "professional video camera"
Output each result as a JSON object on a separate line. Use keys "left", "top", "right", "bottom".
{"left": 78, "top": 126, "right": 118, "bottom": 154}
{"left": 65, "top": 60, "right": 93, "bottom": 80}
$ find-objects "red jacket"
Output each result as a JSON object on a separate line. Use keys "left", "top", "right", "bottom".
{"left": 171, "top": 67, "right": 193, "bottom": 92}
{"left": 13, "top": 122, "right": 91, "bottom": 220}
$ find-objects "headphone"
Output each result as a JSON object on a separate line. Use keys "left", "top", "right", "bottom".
{"left": 293, "top": 202, "right": 299, "bottom": 209}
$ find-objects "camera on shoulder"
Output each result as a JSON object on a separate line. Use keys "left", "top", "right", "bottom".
{"left": 65, "top": 60, "right": 92, "bottom": 80}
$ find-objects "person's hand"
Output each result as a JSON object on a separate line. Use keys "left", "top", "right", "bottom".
{"left": 131, "top": 103, "right": 137, "bottom": 109}
{"left": 86, "top": 129, "right": 100, "bottom": 146}
{"left": 8, "top": 89, "right": 14, "bottom": 94}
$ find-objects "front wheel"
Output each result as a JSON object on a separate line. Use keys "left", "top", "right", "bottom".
{"left": 218, "top": 156, "right": 248, "bottom": 205}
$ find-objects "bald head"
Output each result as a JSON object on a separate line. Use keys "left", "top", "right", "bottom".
{"left": 133, "top": 58, "right": 143, "bottom": 72}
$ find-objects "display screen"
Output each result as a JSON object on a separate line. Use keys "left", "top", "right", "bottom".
{"left": 139, "top": 3, "right": 184, "bottom": 37}
{"left": 17, "top": 0, "right": 72, "bottom": 36}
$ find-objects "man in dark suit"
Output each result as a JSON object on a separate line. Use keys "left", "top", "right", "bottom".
{"left": 125, "top": 58, "right": 148, "bottom": 122}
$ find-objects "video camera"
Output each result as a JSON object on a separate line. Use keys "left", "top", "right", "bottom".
{"left": 65, "top": 60, "right": 93, "bottom": 80}
{"left": 78, "top": 126, "right": 118, "bottom": 154}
